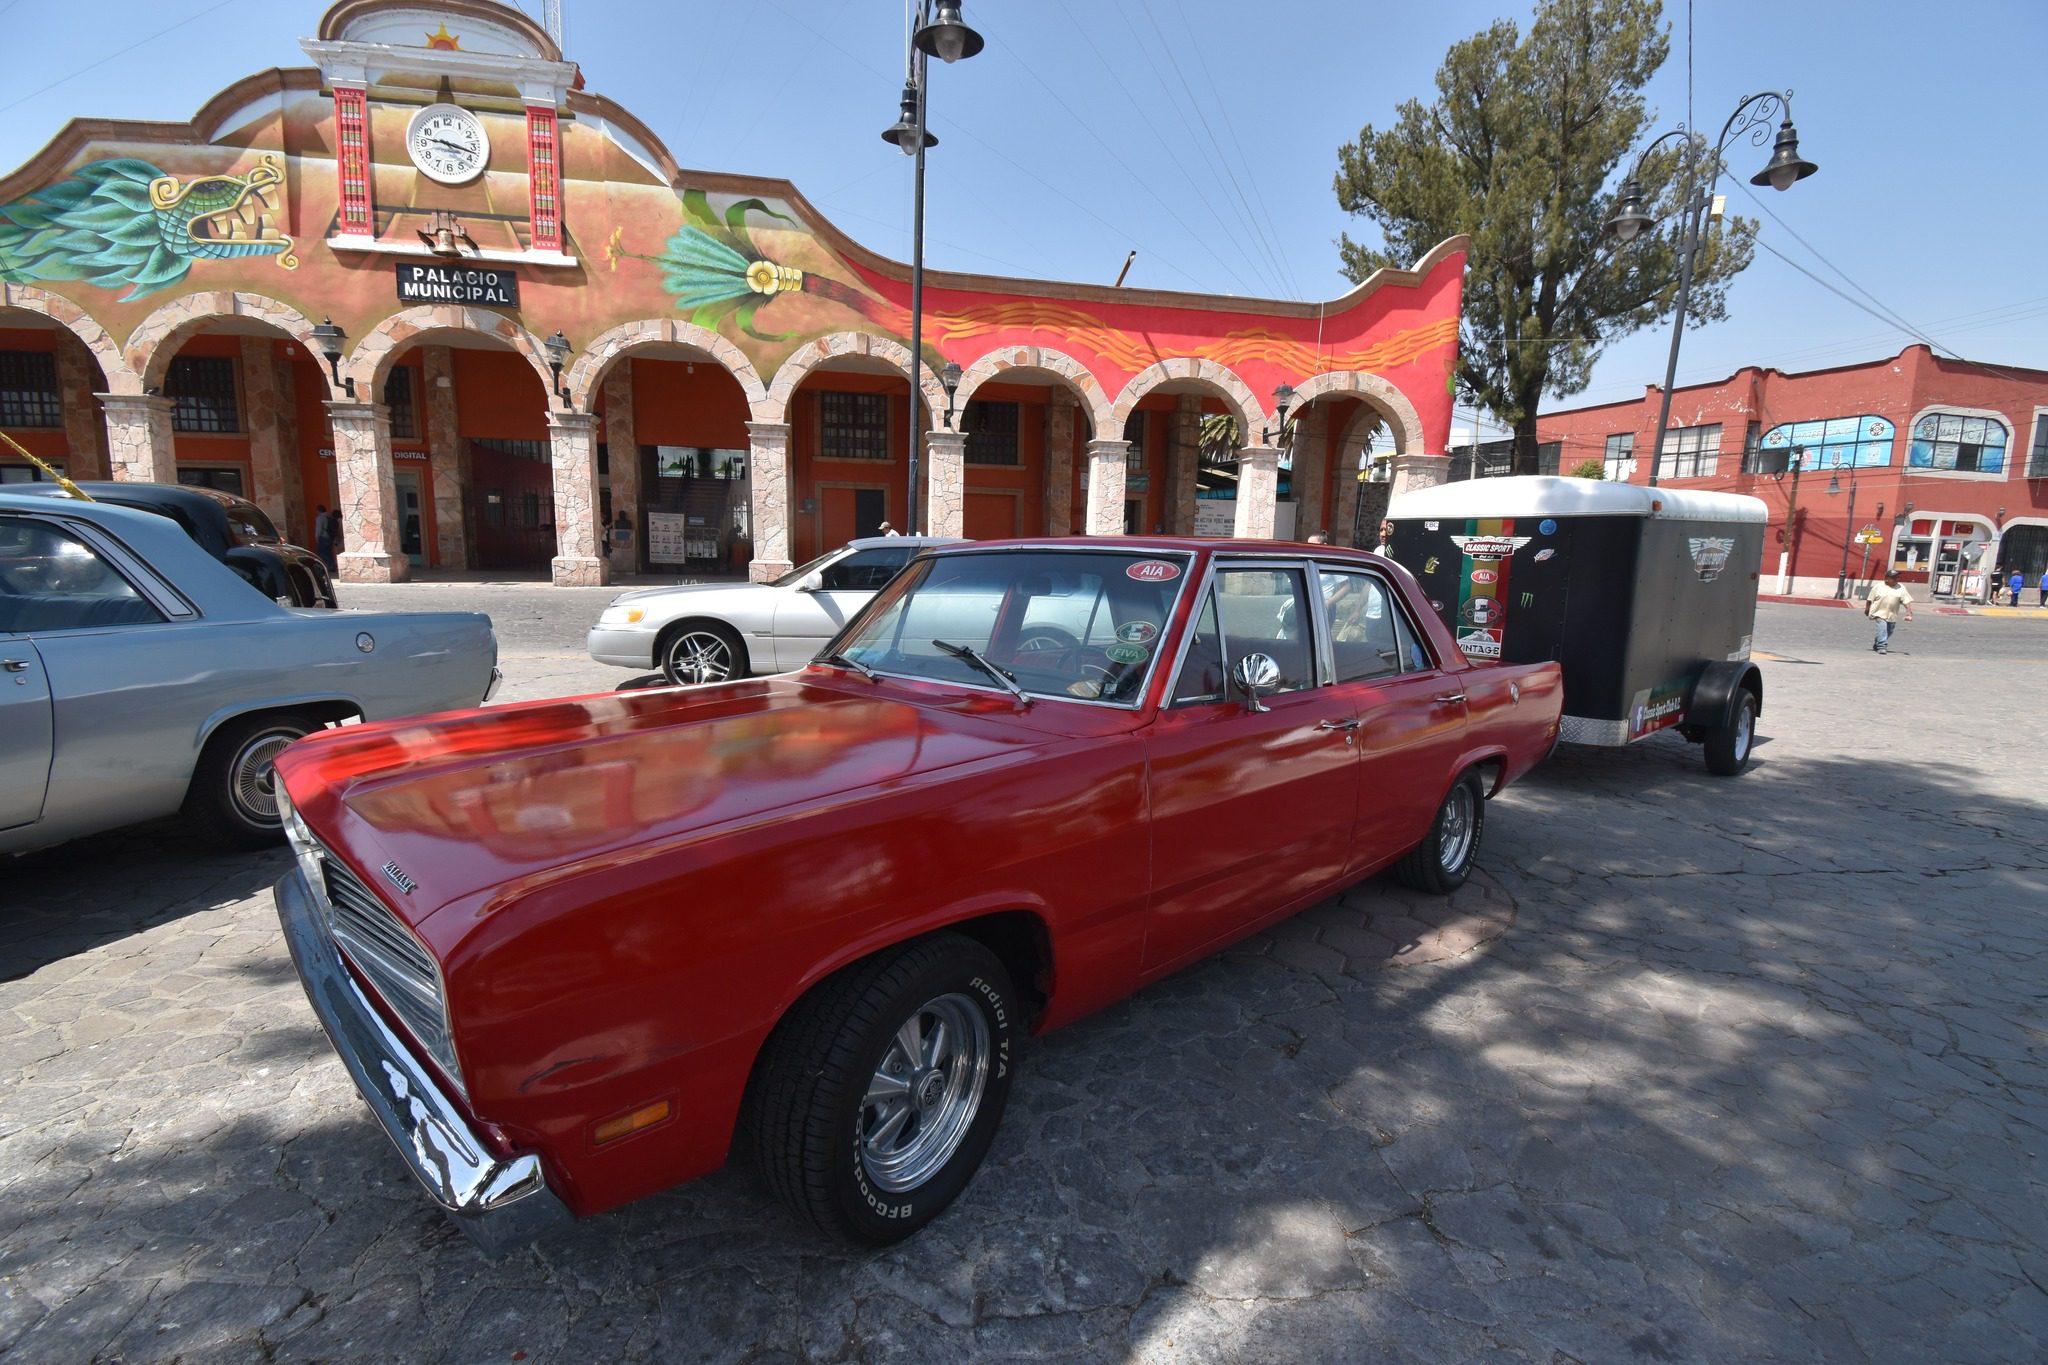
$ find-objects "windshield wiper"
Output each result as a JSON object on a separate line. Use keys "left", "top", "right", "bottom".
{"left": 932, "top": 639, "right": 1032, "bottom": 707}
{"left": 818, "top": 650, "right": 877, "bottom": 681}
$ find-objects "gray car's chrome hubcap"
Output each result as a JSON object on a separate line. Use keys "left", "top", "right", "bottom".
{"left": 667, "top": 632, "right": 733, "bottom": 684}
{"left": 860, "top": 993, "right": 990, "bottom": 1194}
{"left": 231, "top": 733, "right": 295, "bottom": 824}
{"left": 1439, "top": 783, "right": 1475, "bottom": 873}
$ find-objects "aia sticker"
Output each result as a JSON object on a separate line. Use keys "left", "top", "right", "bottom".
{"left": 1471, "top": 569, "right": 1498, "bottom": 584}
{"left": 1126, "top": 560, "right": 1181, "bottom": 582}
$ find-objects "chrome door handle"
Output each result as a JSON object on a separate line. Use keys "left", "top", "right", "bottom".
{"left": 1432, "top": 692, "right": 1467, "bottom": 705}
{"left": 1316, "top": 717, "right": 1363, "bottom": 731}
{"left": 3, "top": 659, "right": 28, "bottom": 673}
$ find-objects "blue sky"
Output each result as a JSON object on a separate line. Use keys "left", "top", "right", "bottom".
{"left": 3, "top": 0, "right": 2043, "bottom": 440}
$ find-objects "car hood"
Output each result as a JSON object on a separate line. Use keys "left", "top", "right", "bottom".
{"left": 276, "top": 674, "right": 1050, "bottom": 932}
{"left": 607, "top": 581, "right": 772, "bottom": 608}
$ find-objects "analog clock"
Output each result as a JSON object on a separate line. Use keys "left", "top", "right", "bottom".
{"left": 406, "top": 103, "right": 490, "bottom": 186}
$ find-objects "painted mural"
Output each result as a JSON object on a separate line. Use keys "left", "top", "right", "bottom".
{"left": 0, "top": 154, "right": 295, "bottom": 301}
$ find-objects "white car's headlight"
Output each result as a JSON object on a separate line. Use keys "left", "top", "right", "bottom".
{"left": 598, "top": 604, "right": 647, "bottom": 626}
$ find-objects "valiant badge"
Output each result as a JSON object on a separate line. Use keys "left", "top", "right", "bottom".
{"left": 382, "top": 861, "right": 419, "bottom": 895}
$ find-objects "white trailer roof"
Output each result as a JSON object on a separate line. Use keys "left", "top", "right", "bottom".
{"left": 1388, "top": 475, "right": 1768, "bottom": 524}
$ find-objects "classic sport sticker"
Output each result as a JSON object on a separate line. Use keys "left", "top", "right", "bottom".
{"left": 1114, "top": 620, "right": 1159, "bottom": 645}
{"left": 1688, "top": 536, "right": 1735, "bottom": 583}
{"left": 1126, "top": 560, "right": 1181, "bottom": 582}
{"left": 1450, "top": 534, "right": 1533, "bottom": 562}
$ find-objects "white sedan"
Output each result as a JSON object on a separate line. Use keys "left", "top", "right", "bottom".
{"left": 587, "top": 536, "right": 963, "bottom": 684}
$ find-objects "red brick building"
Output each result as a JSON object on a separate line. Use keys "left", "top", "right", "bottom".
{"left": 1537, "top": 345, "right": 2048, "bottom": 601}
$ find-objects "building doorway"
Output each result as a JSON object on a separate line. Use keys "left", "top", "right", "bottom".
{"left": 821, "top": 484, "right": 889, "bottom": 547}
{"left": 393, "top": 467, "right": 426, "bottom": 569}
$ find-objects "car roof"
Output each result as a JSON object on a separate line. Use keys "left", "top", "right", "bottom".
{"left": 923, "top": 534, "right": 1384, "bottom": 560}
{"left": 844, "top": 535, "right": 965, "bottom": 550}
{"left": 10, "top": 480, "right": 240, "bottom": 516}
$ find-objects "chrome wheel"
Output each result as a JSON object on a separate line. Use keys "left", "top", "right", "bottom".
{"left": 1438, "top": 781, "right": 1476, "bottom": 873}
{"left": 1732, "top": 701, "right": 1754, "bottom": 763}
{"left": 228, "top": 729, "right": 296, "bottom": 826}
{"left": 664, "top": 629, "right": 736, "bottom": 685}
{"left": 860, "top": 993, "right": 991, "bottom": 1194}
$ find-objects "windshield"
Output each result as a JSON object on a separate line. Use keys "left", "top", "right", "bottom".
{"left": 221, "top": 498, "right": 279, "bottom": 546}
{"left": 830, "top": 549, "right": 1193, "bottom": 705}
{"left": 770, "top": 547, "right": 845, "bottom": 588}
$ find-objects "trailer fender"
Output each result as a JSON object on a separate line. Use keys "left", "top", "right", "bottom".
{"left": 1687, "top": 661, "right": 1762, "bottom": 736}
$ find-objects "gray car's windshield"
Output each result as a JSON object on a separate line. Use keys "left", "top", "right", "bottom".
{"left": 770, "top": 548, "right": 843, "bottom": 588}
{"left": 833, "top": 550, "right": 1192, "bottom": 704}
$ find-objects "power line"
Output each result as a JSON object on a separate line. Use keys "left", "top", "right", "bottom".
{"left": 0, "top": 0, "right": 238, "bottom": 117}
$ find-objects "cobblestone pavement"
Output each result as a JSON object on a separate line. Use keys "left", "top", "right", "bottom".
{"left": 4, "top": 597, "right": 2046, "bottom": 1363}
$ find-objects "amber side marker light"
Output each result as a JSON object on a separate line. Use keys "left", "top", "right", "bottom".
{"left": 594, "top": 1101, "right": 671, "bottom": 1145}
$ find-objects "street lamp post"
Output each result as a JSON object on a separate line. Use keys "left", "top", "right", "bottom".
{"left": 1827, "top": 466, "right": 1859, "bottom": 599}
{"left": 1605, "top": 92, "right": 1818, "bottom": 488}
{"left": 881, "top": 0, "right": 983, "bottom": 534}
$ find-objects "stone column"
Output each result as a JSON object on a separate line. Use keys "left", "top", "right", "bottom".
{"left": 1389, "top": 453, "right": 1449, "bottom": 499}
{"left": 926, "top": 429, "right": 967, "bottom": 537}
{"left": 240, "top": 337, "right": 291, "bottom": 530}
{"left": 97, "top": 393, "right": 176, "bottom": 483}
{"left": 1234, "top": 445, "right": 1282, "bottom": 539}
{"left": 547, "top": 410, "right": 608, "bottom": 587}
{"left": 1045, "top": 394, "right": 1075, "bottom": 536}
{"left": 746, "top": 421, "right": 793, "bottom": 583}
{"left": 54, "top": 337, "right": 107, "bottom": 480}
{"left": 422, "top": 346, "right": 469, "bottom": 570}
{"left": 273, "top": 361, "right": 305, "bottom": 541}
{"left": 601, "top": 361, "right": 640, "bottom": 573}
{"left": 1291, "top": 403, "right": 1330, "bottom": 542}
{"left": 1168, "top": 395, "right": 1202, "bottom": 535}
{"left": 1084, "top": 439, "right": 1129, "bottom": 535}
{"left": 1330, "top": 416, "right": 1369, "bottom": 548}
{"left": 324, "top": 400, "right": 410, "bottom": 583}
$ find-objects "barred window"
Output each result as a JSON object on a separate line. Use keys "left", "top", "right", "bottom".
{"left": 384, "top": 367, "right": 418, "bottom": 440}
{"left": 1655, "top": 423, "right": 1721, "bottom": 480}
{"left": 167, "top": 356, "right": 239, "bottom": 434}
{"left": 820, "top": 391, "right": 890, "bottom": 460}
{"left": 964, "top": 400, "right": 1020, "bottom": 466}
{"left": 0, "top": 351, "right": 61, "bottom": 429}
{"left": 1909, "top": 410, "right": 2008, "bottom": 474}
{"left": 1603, "top": 432, "right": 1634, "bottom": 480}
{"left": 1125, "top": 410, "right": 1148, "bottom": 470}
{"left": 2029, "top": 415, "right": 2048, "bottom": 478}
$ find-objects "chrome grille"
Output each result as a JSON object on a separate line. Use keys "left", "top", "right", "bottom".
{"left": 317, "top": 853, "right": 465, "bottom": 1097}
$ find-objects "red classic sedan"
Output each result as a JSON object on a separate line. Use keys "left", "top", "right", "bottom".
{"left": 272, "top": 539, "right": 1563, "bottom": 1253}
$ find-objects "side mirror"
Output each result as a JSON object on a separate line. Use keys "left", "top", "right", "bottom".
{"left": 798, "top": 571, "right": 824, "bottom": 593}
{"left": 1230, "top": 653, "right": 1281, "bottom": 713}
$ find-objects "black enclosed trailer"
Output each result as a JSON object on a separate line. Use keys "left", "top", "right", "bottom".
{"left": 1385, "top": 477, "right": 1769, "bottom": 775}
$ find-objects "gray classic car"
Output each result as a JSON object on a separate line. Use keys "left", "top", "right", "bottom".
{"left": 587, "top": 535, "right": 962, "bottom": 684}
{"left": 1, "top": 491, "right": 498, "bottom": 857}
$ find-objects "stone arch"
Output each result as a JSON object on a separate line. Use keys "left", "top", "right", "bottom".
{"left": 950, "top": 345, "right": 1113, "bottom": 435}
{"left": 343, "top": 305, "right": 556, "bottom": 395}
{"left": 0, "top": 282, "right": 132, "bottom": 393}
{"left": 126, "top": 291, "right": 327, "bottom": 392}
{"left": 563, "top": 318, "right": 768, "bottom": 412}
{"left": 759, "top": 331, "right": 946, "bottom": 426}
{"left": 1110, "top": 358, "right": 1263, "bottom": 443}
{"left": 1286, "top": 370, "right": 1426, "bottom": 455}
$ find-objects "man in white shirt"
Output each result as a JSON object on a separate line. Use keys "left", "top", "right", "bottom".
{"left": 1865, "top": 570, "right": 1914, "bottom": 654}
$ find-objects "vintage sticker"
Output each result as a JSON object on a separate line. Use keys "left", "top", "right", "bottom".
{"left": 1533, "top": 547, "right": 1557, "bottom": 563}
{"left": 1539, "top": 519, "right": 1558, "bottom": 536}
{"left": 1114, "top": 620, "right": 1159, "bottom": 645}
{"left": 1104, "top": 643, "right": 1150, "bottom": 665}
{"left": 1450, "top": 534, "right": 1533, "bottom": 562}
{"left": 1688, "top": 536, "right": 1734, "bottom": 582}
{"left": 1456, "top": 628, "right": 1503, "bottom": 660}
{"left": 1470, "top": 568, "right": 1498, "bottom": 584}
{"left": 1126, "top": 560, "right": 1181, "bottom": 582}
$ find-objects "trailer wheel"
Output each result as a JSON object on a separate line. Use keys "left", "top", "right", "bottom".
{"left": 1393, "top": 773, "right": 1485, "bottom": 894}
{"left": 1704, "top": 688, "right": 1757, "bottom": 776}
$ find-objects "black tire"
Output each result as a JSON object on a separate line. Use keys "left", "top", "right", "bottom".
{"left": 745, "top": 933, "right": 1018, "bottom": 1245}
{"left": 1704, "top": 688, "right": 1758, "bottom": 777}
{"left": 659, "top": 620, "right": 749, "bottom": 686}
{"left": 182, "top": 712, "right": 317, "bottom": 849}
{"left": 1392, "top": 772, "right": 1485, "bottom": 894}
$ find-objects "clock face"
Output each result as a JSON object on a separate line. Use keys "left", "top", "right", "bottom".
{"left": 406, "top": 104, "right": 490, "bottom": 186}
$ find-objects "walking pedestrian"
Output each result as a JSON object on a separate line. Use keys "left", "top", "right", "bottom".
{"left": 313, "top": 503, "right": 337, "bottom": 573}
{"left": 1865, "top": 569, "right": 1914, "bottom": 654}
{"left": 2038, "top": 574, "right": 2046, "bottom": 608}
{"left": 2008, "top": 568, "right": 2026, "bottom": 607}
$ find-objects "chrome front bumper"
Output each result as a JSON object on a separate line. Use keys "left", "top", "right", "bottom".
{"left": 585, "top": 625, "right": 655, "bottom": 669}
{"left": 273, "top": 869, "right": 573, "bottom": 1256}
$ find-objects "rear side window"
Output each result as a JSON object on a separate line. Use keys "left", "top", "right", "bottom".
{"left": 1319, "top": 569, "right": 1409, "bottom": 682}
{"left": 0, "top": 518, "right": 164, "bottom": 633}
{"left": 822, "top": 547, "right": 913, "bottom": 591}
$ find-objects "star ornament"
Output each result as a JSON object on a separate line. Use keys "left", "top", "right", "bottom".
{"left": 425, "top": 22, "right": 462, "bottom": 51}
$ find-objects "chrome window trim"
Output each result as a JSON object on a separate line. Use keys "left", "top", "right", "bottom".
{"left": 1307, "top": 560, "right": 1442, "bottom": 682}
{"left": 1162, "top": 554, "right": 1329, "bottom": 707}
{"left": 0, "top": 510, "right": 197, "bottom": 624}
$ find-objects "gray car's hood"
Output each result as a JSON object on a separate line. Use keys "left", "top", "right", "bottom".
{"left": 608, "top": 580, "right": 774, "bottom": 605}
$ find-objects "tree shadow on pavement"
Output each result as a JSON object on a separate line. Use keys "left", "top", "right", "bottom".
{"left": 4, "top": 736, "right": 2046, "bottom": 1361}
